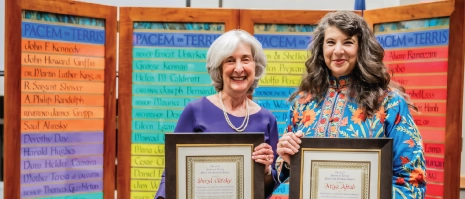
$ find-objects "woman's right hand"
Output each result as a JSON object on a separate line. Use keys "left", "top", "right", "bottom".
{"left": 277, "top": 131, "right": 304, "bottom": 165}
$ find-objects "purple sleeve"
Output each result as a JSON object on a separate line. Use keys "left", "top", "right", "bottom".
{"left": 155, "top": 103, "right": 197, "bottom": 199}
{"left": 154, "top": 172, "right": 166, "bottom": 199}
{"left": 265, "top": 117, "right": 281, "bottom": 198}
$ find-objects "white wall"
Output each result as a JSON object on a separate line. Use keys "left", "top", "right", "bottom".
{"left": 400, "top": 0, "right": 448, "bottom": 5}
{"left": 191, "top": 0, "right": 220, "bottom": 8}
{"left": 366, "top": 0, "right": 400, "bottom": 9}
{"left": 223, "top": 0, "right": 355, "bottom": 10}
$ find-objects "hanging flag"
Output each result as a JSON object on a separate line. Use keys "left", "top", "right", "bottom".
{"left": 354, "top": 0, "right": 366, "bottom": 10}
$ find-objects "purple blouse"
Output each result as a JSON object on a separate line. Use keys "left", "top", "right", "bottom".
{"left": 155, "top": 97, "right": 280, "bottom": 199}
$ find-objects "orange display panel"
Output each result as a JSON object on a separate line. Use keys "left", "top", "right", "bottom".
{"left": 372, "top": 16, "right": 450, "bottom": 198}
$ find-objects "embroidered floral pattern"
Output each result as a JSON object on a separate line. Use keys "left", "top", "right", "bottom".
{"left": 292, "top": 109, "right": 299, "bottom": 125}
{"left": 314, "top": 89, "right": 336, "bottom": 137}
{"left": 375, "top": 106, "right": 386, "bottom": 123}
{"left": 275, "top": 75, "right": 427, "bottom": 198}
{"left": 298, "top": 92, "right": 312, "bottom": 104}
{"left": 302, "top": 110, "right": 317, "bottom": 127}
{"left": 313, "top": 77, "right": 352, "bottom": 137}
{"left": 409, "top": 168, "right": 426, "bottom": 187}
{"left": 328, "top": 90, "right": 348, "bottom": 137}
{"left": 351, "top": 107, "right": 366, "bottom": 125}
{"left": 395, "top": 177, "right": 405, "bottom": 185}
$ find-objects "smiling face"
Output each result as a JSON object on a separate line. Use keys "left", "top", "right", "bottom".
{"left": 222, "top": 43, "right": 256, "bottom": 95}
{"left": 323, "top": 26, "right": 359, "bottom": 78}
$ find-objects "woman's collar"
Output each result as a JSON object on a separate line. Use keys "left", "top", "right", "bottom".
{"left": 329, "top": 74, "right": 352, "bottom": 88}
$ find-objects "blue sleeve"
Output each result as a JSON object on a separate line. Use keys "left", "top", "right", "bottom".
{"left": 265, "top": 117, "right": 281, "bottom": 198}
{"left": 384, "top": 93, "right": 426, "bottom": 198}
{"left": 155, "top": 103, "right": 196, "bottom": 199}
{"left": 275, "top": 101, "right": 297, "bottom": 183}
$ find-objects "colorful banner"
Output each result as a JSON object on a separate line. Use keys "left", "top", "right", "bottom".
{"left": 418, "top": 128, "right": 445, "bottom": 142}
{"left": 21, "top": 53, "right": 105, "bottom": 69}
{"left": 130, "top": 21, "right": 225, "bottom": 198}
{"left": 21, "top": 80, "right": 104, "bottom": 94}
{"left": 22, "top": 66, "right": 105, "bottom": 81}
{"left": 374, "top": 17, "right": 450, "bottom": 198}
{"left": 253, "top": 23, "right": 314, "bottom": 198}
{"left": 406, "top": 88, "right": 447, "bottom": 100}
{"left": 386, "top": 61, "right": 448, "bottom": 73}
{"left": 20, "top": 10, "right": 106, "bottom": 198}
{"left": 21, "top": 39, "right": 105, "bottom": 56}
{"left": 21, "top": 94, "right": 104, "bottom": 106}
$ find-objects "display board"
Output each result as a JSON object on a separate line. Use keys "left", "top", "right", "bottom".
{"left": 375, "top": 17, "right": 449, "bottom": 197}
{"left": 240, "top": 9, "right": 362, "bottom": 199}
{"left": 117, "top": 7, "right": 239, "bottom": 199}
{"left": 5, "top": 1, "right": 464, "bottom": 199}
{"left": 364, "top": 1, "right": 461, "bottom": 198}
{"left": 252, "top": 24, "right": 312, "bottom": 138}
{"left": 5, "top": 0, "right": 117, "bottom": 199}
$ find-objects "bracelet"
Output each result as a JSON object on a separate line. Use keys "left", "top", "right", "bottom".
{"left": 283, "top": 162, "right": 291, "bottom": 169}
{"left": 265, "top": 165, "right": 272, "bottom": 175}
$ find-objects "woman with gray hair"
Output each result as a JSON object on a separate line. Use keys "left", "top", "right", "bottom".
{"left": 276, "top": 11, "right": 426, "bottom": 197}
{"left": 155, "top": 29, "right": 281, "bottom": 199}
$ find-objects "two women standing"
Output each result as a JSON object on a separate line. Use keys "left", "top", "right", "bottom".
{"left": 155, "top": 10, "right": 426, "bottom": 199}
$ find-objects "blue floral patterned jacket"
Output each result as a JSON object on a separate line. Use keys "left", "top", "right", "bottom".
{"left": 275, "top": 75, "right": 427, "bottom": 198}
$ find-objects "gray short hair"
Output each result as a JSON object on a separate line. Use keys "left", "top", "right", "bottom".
{"left": 206, "top": 29, "right": 267, "bottom": 94}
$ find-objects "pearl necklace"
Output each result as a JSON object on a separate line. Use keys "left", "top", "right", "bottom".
{"left": 218, "top": 91, "right": 250, "bottom": 132}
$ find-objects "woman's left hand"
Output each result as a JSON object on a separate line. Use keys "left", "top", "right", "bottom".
{"left": 252, "top": 143, "right": 274, "bottom": 174}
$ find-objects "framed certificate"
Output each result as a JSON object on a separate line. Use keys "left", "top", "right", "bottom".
{"left": 289, "top": 138, "right": 392, "bottom": 199}
{"left": 165, "top": 133, "right": 265, "bottom": 199}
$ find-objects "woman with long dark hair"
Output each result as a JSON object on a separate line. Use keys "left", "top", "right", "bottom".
{"left": 276, "top": 11, "right": 426, "bottom": 197}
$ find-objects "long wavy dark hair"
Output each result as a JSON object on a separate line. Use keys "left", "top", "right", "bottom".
{"left": 288, "top": 11, "right": 417, "bottom": 117}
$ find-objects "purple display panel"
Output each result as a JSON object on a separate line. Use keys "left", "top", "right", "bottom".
{"left": 21, "top": 156, "right": 104, "bottom": 171}
{"left": 21, "top": 132, "right": 104, "bottom": 144}
{"left": 21, "top": 144, "right": 103, "bottom": 158}
{"left": 21, "top": 168, "right": 103, "bottom": 184}
{"left": 21, "top": 181, "right": 103, "bottom": 198}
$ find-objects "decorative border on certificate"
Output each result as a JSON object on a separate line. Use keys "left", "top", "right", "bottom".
{"left": 186, "top": 155, "right": 244, "bottom": 199}
{"left": 310, "top": 160, "right": 370, "bottom": 199}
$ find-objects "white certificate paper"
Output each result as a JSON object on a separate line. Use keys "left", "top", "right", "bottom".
{"left": 311, "top": 161, "right": 370, "bottom": 199}
{"left": 187, "top": 156, "right": 244, "bottom": 199}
